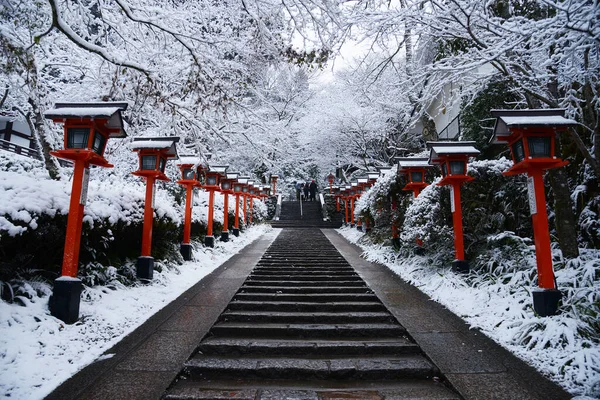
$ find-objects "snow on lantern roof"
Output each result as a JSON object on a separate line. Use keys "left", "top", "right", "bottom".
{"left": 396, "top": 157, "right": 431, "bottom": 169}
{"left": 176, "top": 156, "right": 201, "bottom": 167}
{"left": 227, "top": 172, "right": 239, "bottom": 180}
{"left": 490, "top": 109, "right": 578, "bottom": 144}
{"left": 237, "top": 176, "right": 250, "bottom": 184}
{"left": 131, "top": 136, "right": 179, "bottom": 158}
{"left": 44, "top": 102, "right": 129, "bottom": 138}
{"left": 357, "top": 177, "right": 368, "bottom": 184}
{"left": 209, "top": 165, "right": 229, "bottom": 174}
{"left": 427, "top": 141, "right": 480, "bottom": 162}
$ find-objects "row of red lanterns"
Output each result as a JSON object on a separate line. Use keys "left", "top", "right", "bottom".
{"left": 43, "top": 101, "right": 278, "bottom": 324}
{"left": 331, "top": 109, "right": 577, "bottom": 317}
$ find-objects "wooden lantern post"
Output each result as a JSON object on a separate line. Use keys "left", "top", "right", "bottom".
{"left": 327, "top": 172, "right": 336, "bottom": 194}
{"left": 491, "top": 109, "right": 577, "bottom": 316}
{"left": 355, "top": 177, "right": 368, "bottom": 231}
{"left": 44, "top": 102, "right": 128, "bottom": 323}
{"left": 333, "top": 186, "right": 341, "bottom": 212}
{"left": 238, "top": 176, "right": 250, "bottom": 226}
{"left": 203, "top": 165, "right": 228, "bottom": 247}
{"left": 232, "top": 177, "right": 246, "bottom": 236}
{"left": 131, "top": 137, "right": 179, "bottom": 280}
{"left": 247, "top": 180, "right": 255, "bottom": 225}
{"left": 176, "top": 156, "right": 201, "bottom": 261}
{"left": 398, "top": 157, "right": 433, "bottom": 248}
{"left": 342, "top": 186, "right": 350, "bottom": 225}
{"left": 349, "top": 182, "right": 357, "bottom": 227}
{"left": 220, "top": 172, "right": 238, "bottom": 242}
{"left": 427, "top": 141, "right": 480, "bottom": 272}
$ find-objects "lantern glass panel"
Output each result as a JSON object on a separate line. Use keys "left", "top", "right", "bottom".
{"left": 159, "top": 157, "right": 166, "bottom": 172}
{"left": 450, "top": 161, "right": 465, "bottom": 175}
{"left": 141, "top": 155, "right": 157, "bottom": 170}
{"left": 183, "top": 168, "right": 195, "bottom": 180}
{"left": 528, "top": 136, "right": 551, "bottom": 158}
{"left": 222, "top": 181, "right": 231, "bottom": 190}
{"left": 91, "top": 131, "right": 106, "bottom": 155}
{"left": 67, "top": 128, "right": 90, "bottom": 149}
{"left": 242, "top": 186, "right": 248, "bottom": 193}
{"left": 441, "top": 163, "right": 448, "bottom": 177}
{"left": 234, "top": 184, "right": 242, "bottom": 193}
{"left": 410, "top": 171, "right": 423, "bottom": 183}
{"left": 207, "top": 175, "right": 217, "bottom": 186}
{"left": 512, "top": 139, "right": 525, "bottom": 163}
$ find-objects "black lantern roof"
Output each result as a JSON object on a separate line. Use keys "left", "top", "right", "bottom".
{"left": 490, "top": 109, "right": 578, "bottom": 144}
{"left": 131, "top": 136, "right": 180, "bottom": 159}
{"left": 396, "top": 157, "right": 431, "bottom": 169}
{"left": 44, "top": 102, "right": 129, "bottom": 138}
{"left": 427, "top": 141, "right": 479, "bottom": 164}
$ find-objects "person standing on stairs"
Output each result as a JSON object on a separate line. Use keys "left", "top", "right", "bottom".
{"left": 295, "top": 181, "right": 301, "bottom": 201}
{"left": 309, "top": 180, "right": 317, "bottom": 201}
{"left": 303, "top": 182, "right": 309, "bottom": 200}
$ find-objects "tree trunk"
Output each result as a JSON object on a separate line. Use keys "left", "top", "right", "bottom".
{"left": 548, "top": 167, "right": 579, "bottom": 258}
{"left": 28, "top": 97, "right": 60, "bottom": 180}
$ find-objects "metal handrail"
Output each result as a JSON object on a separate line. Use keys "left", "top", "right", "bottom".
{"left": 274, "top": 194, "right": 282, "bottom": 220}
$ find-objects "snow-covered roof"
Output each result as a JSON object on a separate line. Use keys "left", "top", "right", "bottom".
{"left": 176, "top": 156, "right": 201, "bottom": 166}
{"left": 426, "top": 141, "right": 480, "bottom": 163}
{"left": 44, "top": 102, "right": 129, "bottom": 138}
{"left": 397, "top": 157, "right": 431, "bottom": 169}
{"left": 130, "top": 136, "right": 179, "bottom": 158}
{"left": 208, "top": 165, "right": 229, "bottom": 173}
{"left": 490, "top": 109, "right": 578, "bottom": 143}
{"left": 227, "top": 172, "right": 239, "bottom": 180}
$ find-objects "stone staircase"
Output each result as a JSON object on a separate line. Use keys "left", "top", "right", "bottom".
{"left": 163, "top": 229, "right": 459, "bottom": 399}
{"left": 270, "top": 200, "right": 343, "bottom": 229}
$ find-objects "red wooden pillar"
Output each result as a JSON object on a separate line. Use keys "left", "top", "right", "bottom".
{"left": 141, "top": 175, "right": 156, "bottom": 257}
{"left": 450, "top": 182, "right": 465, "bottom": 261}
{"left": 62, "top": 160, "right": 87, "bottom": 277}
{"left": 222, "top": 192, "right": 229, "bottom": 237}
{"left": 207, "top": 189, "right": 215, "bottom": 239}
{"left": 234, "top": 194, "right": 241, "bottom": 236}
{"left": 529, "top": 169, "right": 555, "bottom": 289}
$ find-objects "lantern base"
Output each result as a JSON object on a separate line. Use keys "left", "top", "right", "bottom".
{"left": 233, "top": 228, "right": 240, "bottom": 237}
{"left": 532, "top": 289, "right": 562, "bottom": 317}
{"left": 220, "top": 231, "right": 230, "bottom": 242}
{"left": 180, "top": 244, "right": 193, "bottom": 261}
{"left": 136, "top": 256, "right": 154, "bottom": 281}
{"left": 392, "top": 238, "right": 400, "bottom": 249}
{"left": 451, "top": 259, "right": 470, "bottom": 273}
{"left": 205, "top": 235, "right": 215, "bottom": 248}
{"left": 49, "top": 277, "right": 83, "bottom": 324}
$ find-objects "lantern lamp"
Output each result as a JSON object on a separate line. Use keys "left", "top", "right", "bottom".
{"left": 270, "top": 174, "right": 279, "bottom": 194}
{"left": 44, "top": 101, "right": 128, "bottom": 324}
{"left": 175, "top": 156, "right": 201, "bottom": 260}
{"left": 203, "top": 165, "right": 228, "bottom": 247}
{"left": 397, "top": 157, "right": 433, "bottom": 197}
{"left": 131, "top": 137, "right": 179, "bottom": 279}
{"left": 491, "top": 109, "right": 578, "bottom": 316}
{"left": 427, "top": 141, "right": 480, "bottom": 272}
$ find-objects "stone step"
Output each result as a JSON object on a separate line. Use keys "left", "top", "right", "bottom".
{"left": 209, "top": 322, "right": 404, "bottom": 338}
{"left": 238, "top": 286, "right": 372, "bottom": 294}
{"left": 219, "top": 310, "right": 397, "bottom": 324}
{"left": 243, "top": 280, "right": 367, "bottom": 287}
{"left": 233, "top": 293, "right": 378, "bottom": 303}
{"left": 164, "top": 380, "right": 461, "bottom": 400}
{"left": 183, "top": 355, "right": 438, "bottom": 380}
{"left": 197, "top": 337, "right": 419, "bottom": 357}
{"left": 250, "top": 271, "right": 358, "bottom": 278}
{"left": 247, "top": 275, "right": 362, "bottom": 281}
{"left": 252, "top": 268, "right": 354, "bottom": 273}
{"left": 227, "top": 301, "right": 384, "bottom": 313}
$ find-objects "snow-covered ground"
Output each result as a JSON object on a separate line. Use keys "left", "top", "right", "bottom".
{"left": 338, "top": 226, "right": 600, "bottom": 399}
{"left": 0, "top": 225, "right": 277, "bottom": 399}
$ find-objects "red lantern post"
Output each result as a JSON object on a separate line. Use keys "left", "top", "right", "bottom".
{"left": 398, "top": 157, "right": 433, "bottom": 248}
{"left": 427, "top": 141, "right": 480, "bottom": 272}
{"left": 44, "top": 102, "right": 128, "bottom": 323}
{"left": 270, "top": 174, "right": 279, "bottom": 195}
{"left": 491, "top": 109, "right": 577, "bottom": 316}
{"left": 203, "top": 165, "right": 228, "bottom": 247}
{"left": 220, "top": 171, "right": 237, "bottom": 242}
{"left": 247, "top": 180, "right": 255, "bottom": 225}
{"left": 355, "top": 177, "right": 367, "bottom": 231}
{"left": 232, "top": 177, "right": 246, "bottom": 236}
{"left": 131, "top": 137, "right": 179, "bottom": 279}
{"left": 176, "top": 156, "right": 201, "bottom": 261}
{"left": 327, "top": 172, "right": 335, "bottom": 194}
